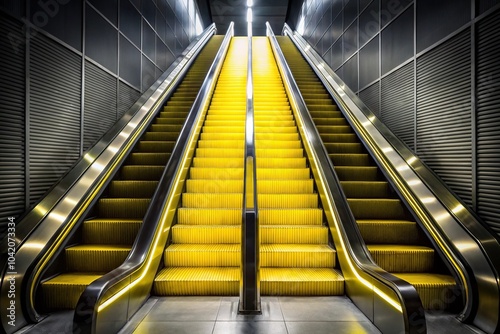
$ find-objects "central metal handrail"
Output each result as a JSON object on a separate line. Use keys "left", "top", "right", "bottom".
{"left": 239, "top": 22, "right": 260, "bottom": 314}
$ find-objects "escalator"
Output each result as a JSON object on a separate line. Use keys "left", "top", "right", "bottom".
{"left": 152, "top": 36, "right": 344, "bottom": 296}
{"left": 252, "top": 37, "right": 343, "bottom": 295}
{"left": 37, "top": 36, "right": 224, "bottom": 311}
{"left": 276, "top": 36, "right": 458, "bottom": 310}
{"left": 153, "top": 37, "right": 247, "bottom": 295}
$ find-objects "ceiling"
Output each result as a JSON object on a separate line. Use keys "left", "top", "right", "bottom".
{"left": 198, "top": 0, "right": 293, "bottom": 36}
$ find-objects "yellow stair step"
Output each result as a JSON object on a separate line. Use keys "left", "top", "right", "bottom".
{"left": 261, "top": 268, "right": 344, "bottom": 296}
{"left": 197, "top": 140, "right": 244, "bottom": 148}
{"left": 256, "top": 148, "right": 304, "bottom": 158}
{"left": 182, "top": 193, "right": 242, "bottom": 208}
{"left": 258, "top": 194, "right": 318, "bottom": 208}
{"left": 192, "top": 157, "right": 244, "bottom": 168}
{"left": 164, "top": 244, "right": 240, "bottom": 267}
{"left": 65, "top": 245, "right": 131, "bottom": 272}
{"left": 40, "top": 273, "right": 103, "bottom": 309}
{"left": 200, "top": 132, "right": 245, "bottom": 141}
{"left": 186, "top": 179, "right": 243, "bottom": 193}
{"left": 189, "top": 167, "right": 243, "bottom": 180}
{"left": 257, "top": 168, "right": 310, "bottom": 180}
{"left": 260, "top": 208, "right": 323, "bottom": 225}
{"left": 262, "top": 225, "right": 328, "bottom": 244}
{"left": 357, "top": 220, "right": 421, "bottom": 244}
{"left": 257, "top": 157, "right": 306, "bottom": 168}
{"left": 257, "top": 179, "right": 314, "bottom": 193}
{"left": 256, "top": 140, "right": 301, "bottom": 149}
{"left": 367, "top": 245, "right": 434, "bottom": 272}
{"left": 261, "top": 244, "right": 336, "bottom": 268}
{"left": 195, "top": 148, "right": 244, "bottom": 158}
{"left": 392, "top": 273, "right": 457, "bottom": 310}
{"left": 108, "top": 180, "right": 159, "bottom": 198}
{"left": 171, "top": 225, "right": 240, "bottom": 243}
{"left": 82, "top": 219, "right": 142, "bottom": 244}
{"left": 154, "top": 267, "right": 240, "bottom": 295}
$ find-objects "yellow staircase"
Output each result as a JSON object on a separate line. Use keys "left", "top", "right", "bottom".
{"left": 277, "top": 36, "right": 457, "bottom": 309}
{"left": 38, "top": 36, "right": 224, "bottom": 310}
{"left": 153, "top": 37, "right": 248, "bottom": 295}
{"left": 253, "top": 37, "right": 344, "bottom": 296}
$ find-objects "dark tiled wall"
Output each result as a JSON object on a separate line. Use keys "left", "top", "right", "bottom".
{"left": 292, "top": 0, "right": 500, "bottom": 233}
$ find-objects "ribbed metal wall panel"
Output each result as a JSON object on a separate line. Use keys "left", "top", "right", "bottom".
{"left": 83, "top": 61, "right": 117, "bottom": 151}
{"left": 359, "top": 81, "right": 380, "bottom": 117}
{"left": 416, "top": 29, "right": 472, "bottom": 207}
{"left": 29, "top": 34, "right": 82, "bottom": 206}
{"left": 476, "top": 10, "right": 500, "bottom": 234}
{"left": 0, "top": 15, "right": 25, "bottom": 235}
{"left": 381, "top": 62, "right": 415, "bottom": 150}
{"left": 118, "top": 81, "right": 141, "bottom": 118}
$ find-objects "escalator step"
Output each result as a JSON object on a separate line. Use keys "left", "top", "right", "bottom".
{"left": 154, "top": 267, "right": 240, "bottom": 295}
{"left": 261, "top": 268, "right": 344, "bottom": 296}
{"left": 258, "top": 194, "right": 318, "bottom": 208}
{"left": 186, "top": 179, "right": 243, "bottom": 193}
{"left": 260, "top": 208, "right": 323, "bottom": 225}
{"left": 150, "top": 124, "right": 183, "bottom": 132}
{"left": 257, "top": 168, "right": 310, "bottom": 180}
{"left": 182, "top": 193, "right": 243, "bottom": 208}
{"left": 340, "top": 181, "right": 392, "bottom": 198}
{"left": 192, "top": 157, "right": 244, "bottom": 168}
{"left": 136, "top": 141, "right": 175, "bottom": 152}
{"left": 257, "top": 157, "right": 306, "bottom": 168}
{"left": 120, "top": 166, "right": 164, "bottom": 180}
{"left": 314, "top": 118, "right": 348, "bottom": 126}
{"left": 189, "top": 167, "right": 243, "bottom": 180}
{"left": 82, "top": 219, "right": 142, "bottom": 244}
{"left": 255, "top": 132, "right": 299, "bottom": 141}
{"left": 261, "top": 225, "right": 328, "bottom": 244}
{"left": 357, "top": 220, "right": 421, "bottom": 244}
{"left": 98, "top": 198, "right": 150, "bottom": 218}
{"left": 155, "top": 117, "right": 186, "bottom": 125}
{"left": 348, "top": 198, "right": 407, "bottom": 219}
{"left": 330, "top": 153, "right": 371, "bottom": 166}
{"left": 164, "top": 244, "right": 240, "bottom": 267}
{"left": 324, "top": 143, "right": 364, "bottom": 154}
{"left": 367, "top": 245, "right": 434, "bottom": 272}
{"left": 40, "top": 273, "right": 103, "bottom": 310}
{"left": 261, "top": 244, "right": 336, "bottom": 268}
{"left": 197, "top": 140, "right": 244, "bottom": 148}
{"left": 172, "top": 225, "right": 240, "bottom": 243}
{"left": 127, "top": 152, "right": 170, "bottom": 165}
{"left": 316, "top": 125, "right": 352, "bottom": 133}
{"left": 65, "top": 245, "right": 131, "bottom": 272}
{"left": 108, "top": 180, "right": 159, "bottom": 198}
{"left": 334, "top": 166, "right": 380, "bottom": 180}
{"left": 177, "top": 208, "right": 242, "bottom": 225}
{"left": 256, "top": 140, "right": 301, "bottom": 149}
{"left": 392, "top": 273, "right": 456, "bottom": 310}
{"left": 258, "top": 179, "right": 313, "bottom": 194}
{"left": 257, "top": 148, "right": 304, "bottom": 158}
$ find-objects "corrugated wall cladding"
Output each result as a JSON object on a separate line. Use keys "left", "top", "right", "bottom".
{"left": 83, "top": 61, "right": 118, "bottom": 151}
{"left": 416, "top": 29, "right": 472, "bottom": 207}
{"left": 476, "top": 10, "right": 500, "bottom": 233}
{"left": 29, "top": 34, "right": 82, "bottom": 206}
{"left": 0, "top": 16, "right": 25, "bottom": 235}
{"left": 118, "top": 81, "right": 141, "bottom": 118}
{"left": 359, "top": 82, "right": 380, "bottom": 117}
{"left": 381, "top": 62, "right": 415, "bottom": 150}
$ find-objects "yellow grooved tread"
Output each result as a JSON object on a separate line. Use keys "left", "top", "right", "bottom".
{"left": 259, "top": 208, "right": 323, "bottom": 225}
{"left": 177, "top": 208, "right": 242, "bottom": 225}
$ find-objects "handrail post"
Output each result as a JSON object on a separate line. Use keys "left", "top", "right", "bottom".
{"left": 239, "top": 19, "right": 261, "bottom": 314}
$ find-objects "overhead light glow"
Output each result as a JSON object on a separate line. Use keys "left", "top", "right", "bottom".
{"left": 247, "top": 8, "right": 252, "bottom": 23}
{"left": 247, "top": 0, "right": 253, "bottom": 7}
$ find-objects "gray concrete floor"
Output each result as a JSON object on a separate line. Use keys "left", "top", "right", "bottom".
{"left": 18, "top": 296, "right": 484, "bottom": 334}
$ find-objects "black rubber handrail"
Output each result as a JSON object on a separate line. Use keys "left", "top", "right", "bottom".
{"left": 73, "top": 23, "right": 234, "bottom": 334}
{"left": 239, "top": 27, "right": 260, "bottom": 314}
{"left": 267, "top": 22, "right": 425, "bottom": 334}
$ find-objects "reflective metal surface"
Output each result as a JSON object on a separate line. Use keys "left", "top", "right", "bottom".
{"left": 282, "top": 23, "right": 500, "bottom": 334}
{"left": 267, "top": 23, "right": 425, "bottom": 334}
{"left": 0, "top": 24, "right": 217, "bottom": 334}
{"left": 239, "top": 26, "right": 260, "bottom": 314}
{"left": 72, "top": 24, "right": 235, "bottom": 334}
